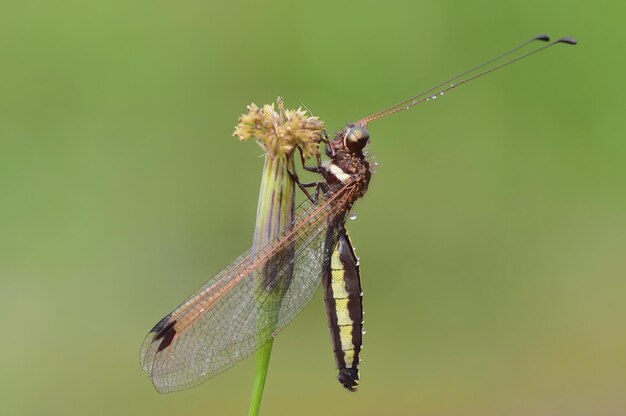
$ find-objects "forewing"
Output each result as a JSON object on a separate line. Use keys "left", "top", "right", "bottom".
{"left": 140, "top": 186, "right": 356, "bottom": 393}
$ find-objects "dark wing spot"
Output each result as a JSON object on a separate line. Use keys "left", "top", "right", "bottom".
{"left": 149, "top": 313, "right": 172, "bottom": 334}
{"left": 154, "top": 320, "right": 178, "bottom": 352}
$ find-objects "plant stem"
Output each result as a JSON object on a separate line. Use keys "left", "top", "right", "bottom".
{"left": 247, "top": 153, "right": 295, "bottom": 416}
{"left": 247, "top": 340, "right": 274, "bottom": 416}
{"left": 235, "top": 97, "right": 323, "bottom": 416}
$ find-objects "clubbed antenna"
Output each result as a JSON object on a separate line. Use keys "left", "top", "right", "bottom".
{"left": 356, "top": 35, "right": 577, "bottom": 126}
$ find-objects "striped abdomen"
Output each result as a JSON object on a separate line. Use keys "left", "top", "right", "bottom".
{"left": 322, "top": 229, "right": 363, "bottom": 391}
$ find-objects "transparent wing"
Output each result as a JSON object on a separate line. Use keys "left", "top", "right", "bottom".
{"left": 140, "top": 184, "right": 357, "bottom": 393}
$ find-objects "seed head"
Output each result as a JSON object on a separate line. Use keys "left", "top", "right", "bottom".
{"left": 233, "top": 97, "right": 324, "bottom": 159}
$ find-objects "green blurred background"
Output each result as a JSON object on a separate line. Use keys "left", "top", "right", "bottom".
{"left": 1, "top": 0, "right": 624, "bottom": 415}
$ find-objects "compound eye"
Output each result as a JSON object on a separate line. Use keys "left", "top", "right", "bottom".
{"left": 345, "top": 125, "right": 370, "bottom": 153}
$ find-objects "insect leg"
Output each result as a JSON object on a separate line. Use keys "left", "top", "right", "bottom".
{"left": 320, "top": 130, "right": 336, "bottom": 158}
{"left": 296, "top": 145, "right": 323, "bottom": 174}
{"left": 291, "top": 149, "right": 329, "bottom": 203}
{"left": 287, "top": 169, "right": 324, "bottom": 203}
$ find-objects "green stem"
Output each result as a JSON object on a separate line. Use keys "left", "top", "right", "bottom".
{"left": 247, "top": 153, "right": 295, "bottom": 416}
{"left": 247, "top": 340, "right": 274, "bottom": 416}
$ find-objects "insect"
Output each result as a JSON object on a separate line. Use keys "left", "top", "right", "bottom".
{"left": 140, "top": 35, "right": 576, "bottom": 393}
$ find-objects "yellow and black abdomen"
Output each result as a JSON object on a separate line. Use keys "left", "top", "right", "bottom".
{"left": 322, "top": 229, "right": 363, "bottom": 391}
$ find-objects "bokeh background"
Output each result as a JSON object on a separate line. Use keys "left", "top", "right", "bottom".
{"left": 1, "top": 0, "right": 624, "bottom": 415}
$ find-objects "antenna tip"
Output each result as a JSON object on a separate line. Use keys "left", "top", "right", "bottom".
{"left": 557, "top": 36, "right": 577, "bottom": 45}
{"left": 534, "top": 34, "right": 551, "bottom": 42}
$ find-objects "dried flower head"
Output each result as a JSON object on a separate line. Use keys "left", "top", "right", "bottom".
{"left": 233, "top": 97, "right": 324, "bottom": 159}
